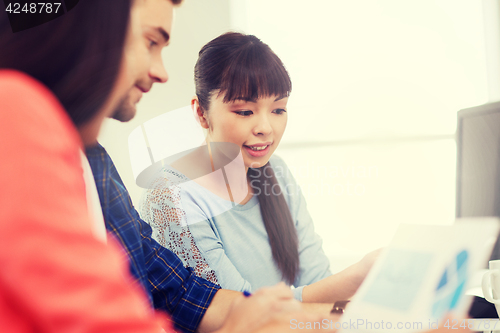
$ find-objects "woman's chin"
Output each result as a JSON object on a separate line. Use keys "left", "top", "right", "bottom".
{"left": 246, "top": 159, "right": 270, "bottom": 170}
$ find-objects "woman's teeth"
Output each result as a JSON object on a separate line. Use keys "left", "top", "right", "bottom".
{"left": 249, "top": 145, "right": 268, "bottom": 151}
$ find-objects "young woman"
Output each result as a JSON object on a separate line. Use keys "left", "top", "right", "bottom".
{"left": 140, "top": 32, "right": 378, "bottom": 303}
{"left": 0, "top": 1, "right": 180, "bottom": 331}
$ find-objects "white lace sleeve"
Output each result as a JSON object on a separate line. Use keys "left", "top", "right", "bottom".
{"left": 139, "top": 169, "right": 219, "bottom": 285}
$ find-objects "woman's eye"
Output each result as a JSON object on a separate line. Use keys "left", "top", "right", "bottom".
{"left": 272, "top": 108, "right": 287, "bottom": 115}
{"left": 149, "top": 40, "right": 158, "bottom": 48}
{"left": 235, "top": 110, "right": 253, "bottom": 116}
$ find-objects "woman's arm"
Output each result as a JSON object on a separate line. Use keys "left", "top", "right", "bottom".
{"left": 271, "top": 156, "right": 333, "bottom": 299}
{"left": 301, "top": 249, "right": 381, "bottom": 303}
{"left": 273, "top": 155, "right": 379, "bottom": 303}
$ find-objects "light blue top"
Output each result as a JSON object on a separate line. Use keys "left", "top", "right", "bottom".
{"left": 140, "top": 155, "right": 332, "bottom": 301}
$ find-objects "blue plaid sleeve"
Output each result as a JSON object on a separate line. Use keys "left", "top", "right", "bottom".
{"left": 135, "top": 204, "right": 220, "bottom": 332}
{"left": 86, "top": 144, "right": 220, "bottom": 333}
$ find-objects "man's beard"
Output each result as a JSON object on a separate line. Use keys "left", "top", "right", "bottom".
{"left": 111, "top": 94, "right": 136, "bottom": 122}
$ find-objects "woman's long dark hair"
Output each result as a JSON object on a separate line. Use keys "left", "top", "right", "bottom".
{"left": 194, "top": 32, "right": 299, "bottom": 284}
{"left": 0, "top": 0, "right": 132, "bottom": 126}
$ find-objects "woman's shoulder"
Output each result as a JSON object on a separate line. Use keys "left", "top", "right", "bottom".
{"left": 0, "top": 70, "right": 77, "bottom": 143}
{"left": 269, "top": 154, "right": 286, "bottom": 165}
{"left": 0, "top": 69, "right": 62, "bottom": 111}
{"left": 268, "top": 154, "right": 289, "bottom": 171}
{"left": 267, "top": 155, "right": 304, "bottom": 213}
{"left": 141, "top": 165, "right": 187, "bottom": 203}
{"left": 268, "top": 154, "right": 295, "bottom": 183}
{"left": 1, "top": 69, "right": 41, "bottom": 91}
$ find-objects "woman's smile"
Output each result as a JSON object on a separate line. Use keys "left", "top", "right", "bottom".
{"left": 243, "top": 142, "right": 273, "bottom": 157}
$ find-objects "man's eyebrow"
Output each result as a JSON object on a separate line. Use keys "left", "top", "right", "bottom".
{"left": 159, "top": 27, "right": 170, "bottom": 43}
{"left": 153, "top": 26, "right": 170, "bottom": 43}
{"left": 274, "top": 95, "right": 287, "bottom": 102}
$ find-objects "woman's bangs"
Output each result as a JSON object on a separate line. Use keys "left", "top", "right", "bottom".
{"left": 219, "top": 48, "right": 291, "bottom": 103}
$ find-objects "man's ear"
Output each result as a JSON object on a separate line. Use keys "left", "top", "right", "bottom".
{"left": 191, "top": 96, "right": 209, "bottom": 129}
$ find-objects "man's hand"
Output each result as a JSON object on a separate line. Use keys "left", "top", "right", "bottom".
{"left": 253, "top": 311, "right": 338, "bottom": 333}
{"left": 216, "top": 283, "right": 301, "bottom": 333}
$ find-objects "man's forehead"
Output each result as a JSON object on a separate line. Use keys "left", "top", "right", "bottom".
{"left": 138, "top": 0, "right": 174, "bottom": 34}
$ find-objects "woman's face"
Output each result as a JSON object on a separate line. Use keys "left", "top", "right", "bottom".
{"left": 200, "top": 92, "right": 288, "bottom": 170}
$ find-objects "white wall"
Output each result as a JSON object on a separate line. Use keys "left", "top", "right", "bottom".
{"left": 227, "top": 0, "right": 490, "bottom": 267}
{"left": 483, "top": 0, "right": 500, "bottom": 102}
{"left": 98, "top": 0, "right": 232, "bottom": 205}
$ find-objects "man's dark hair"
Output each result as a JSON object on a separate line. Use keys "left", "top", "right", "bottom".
{"left": 0, "top": 0, "right": 133, "bottom": 126}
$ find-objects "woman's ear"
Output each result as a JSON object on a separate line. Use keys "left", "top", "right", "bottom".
{"left": 191, "top": 96, "right": 209, "bottom": 129}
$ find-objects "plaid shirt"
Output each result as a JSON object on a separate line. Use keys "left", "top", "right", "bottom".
{"left": 86, "top": 144, "right": 220, "bottom": 333}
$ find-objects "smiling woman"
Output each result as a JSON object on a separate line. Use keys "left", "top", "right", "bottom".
{"left": 191, "top": 32, "right": 296, "bottom": 283}
{"left": 198, "top": 93, "right": 288, "bottom": 170}
{"left": 140, "top": 32, "right": 379, "bottom": 304}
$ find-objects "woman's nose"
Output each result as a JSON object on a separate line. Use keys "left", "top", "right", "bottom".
{"left": 253, "top": 114, "right": 272, "bottom": 136}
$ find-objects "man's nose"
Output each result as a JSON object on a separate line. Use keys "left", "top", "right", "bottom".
{"left": 150, "top": 57, "right": 168, "bottom": 83}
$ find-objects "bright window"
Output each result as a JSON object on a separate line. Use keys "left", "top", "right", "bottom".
{"left": 230, "top": 0, "right": 489, "bottom": 267}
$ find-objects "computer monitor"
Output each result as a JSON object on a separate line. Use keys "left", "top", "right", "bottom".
{"left": 456, "top": 101, "right": 500, "bottom": 260}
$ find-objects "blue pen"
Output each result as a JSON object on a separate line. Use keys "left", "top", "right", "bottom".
{"left": 243, "top": 290, "right": 252, "bottom": 297}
